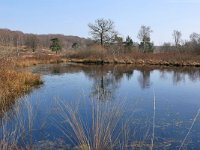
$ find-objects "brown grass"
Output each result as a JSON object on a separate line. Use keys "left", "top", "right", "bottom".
{"left": 16, "top": 53, "right": 67, "bottom": 67}
{"left": 65, "top": 50, "right": 200, "bottom": 66}
{"left": 66, "top": 45, "right": 106, "bottom": 60}
{"left": 5, "top": 44, "right": 199, "bottom": 67}
{"left": 0, "top": 57, "right": 42, "bottom": 112}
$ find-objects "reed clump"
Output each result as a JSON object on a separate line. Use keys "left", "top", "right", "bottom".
{"left": 55, "top": 98, "right": 130, "bottom": 150}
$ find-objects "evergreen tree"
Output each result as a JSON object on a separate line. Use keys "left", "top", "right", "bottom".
{"left": 139, "top": 37, "right": 154, "bottom": 53}
{"left": 72, "top": 42, "right": 80, "bottom": 50}
{"left": 125, "top": 36, "right": 134, "bottom": 51}
{"left": 50, "top": 38, "right": 62, "bottom": 54}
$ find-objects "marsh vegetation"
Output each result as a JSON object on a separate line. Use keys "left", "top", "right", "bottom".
{"left": 0, "top": 56, "right": 42, "bottom": 114}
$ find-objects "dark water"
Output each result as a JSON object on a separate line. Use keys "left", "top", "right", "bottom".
{"left": 1, "top": 63, "right": 200, "bottom": 149}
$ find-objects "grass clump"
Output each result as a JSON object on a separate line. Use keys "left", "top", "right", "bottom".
{"left": 55, "top": 99, "right": 130, "bottom": 150}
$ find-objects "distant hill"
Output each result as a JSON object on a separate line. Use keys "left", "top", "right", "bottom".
{"left": 0, "top": 28, "right": 93, "bottom": 50}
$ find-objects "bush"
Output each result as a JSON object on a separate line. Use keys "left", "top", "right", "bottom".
{"left": 67, "top": 44, "right": 106, "bottom": 59}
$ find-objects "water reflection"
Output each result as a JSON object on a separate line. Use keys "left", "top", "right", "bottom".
{"left": 125, "top": 70, "right": 134, "bottom": 80}
{"left": 138, "top": 69, "right": 151, "bottom": 89}
{"left": 31, "top": 63, "right": 200, "bottom": 90}
{"left": 90, "top": 70, "right": 119, "bottom": 101}
{"left": 159, "top": 67, "right": 200, "bottom": 85}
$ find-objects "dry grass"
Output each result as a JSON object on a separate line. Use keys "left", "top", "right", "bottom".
{"left": 0, "top": 46, "right": 66, "bottom": 67}
{"left": 65, "top": 50, "right": 200, "bottom": 66}
{"left": 0, "top": 57, "right": 42, "bottom": 112}
{"left": 66, "top": 45, "right": 106, "bottom": 60}
{"left": 4, "top": 44, "right": 200, "bottom": 67}
{"left": 16, "top": 53, "right": 67, "bottom": 67}
{"left": 0, "top": 98, "right": 41, "bottom": 150}
{"left": 55, "top": 98, "right": 129, "bottom": 150}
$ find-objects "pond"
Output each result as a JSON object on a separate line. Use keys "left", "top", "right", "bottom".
{"left": 1, "top": 63, "right": 200, "bottom": 149}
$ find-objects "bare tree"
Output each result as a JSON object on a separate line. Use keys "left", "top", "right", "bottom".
{"left": 137, "top": 25, "right": 154, "bottom": 52}
{"left": 88, "top": 18, "right": 117, "bottom": 46}
{"left": 138, "top": 26, "right": 152, "bottom": 42}
{"left": 190, "top": 32, "right": 200, "bottom": 44}
{"left": 25, "top": 34, "right": 38, "bottom": 52}
{"left": 189, "top": 32, "right": 200, "bottom": 52}
{"left": 13, "top": 33, "right": 23, "bottom": 56}
{"left": 172, "top": 30, "right": 182, "bottom": 47}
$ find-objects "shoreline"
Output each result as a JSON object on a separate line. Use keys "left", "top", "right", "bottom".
{"left": 16, "top": 56, "right": 200, "bottom": 68}
{"left": 67, "top": 58, "right": 200, "bottom": 67}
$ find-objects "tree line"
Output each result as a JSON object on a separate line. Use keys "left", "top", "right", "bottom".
{"left": 88, "top": 18, "right": 200, "bottom": 54}
{"left": 0, "top": 18, "right": 200, "bottom": 54}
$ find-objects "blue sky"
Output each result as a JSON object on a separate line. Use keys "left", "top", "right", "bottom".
{"left": 0, "top": 0, "right": 200, "bottom": 45}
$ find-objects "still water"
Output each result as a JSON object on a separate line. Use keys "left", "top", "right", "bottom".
{"left": 1, "top": 63, "right": 200, "bottom": 149}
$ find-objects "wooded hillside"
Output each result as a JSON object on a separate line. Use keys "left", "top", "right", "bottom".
{"left": 0, "top": 29, "right": 93, "bottom": 51}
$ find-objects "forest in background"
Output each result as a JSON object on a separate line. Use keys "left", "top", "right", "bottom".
{"left": 0, "top": 28, "right": 92, "bottom": 54}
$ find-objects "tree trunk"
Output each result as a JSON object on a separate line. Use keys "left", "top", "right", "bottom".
{"left": 100, "top": 33, "right": 103, "bottom": 46}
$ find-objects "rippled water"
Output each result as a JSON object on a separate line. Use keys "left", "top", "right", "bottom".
{"left": 1, "top": 63, "right": 200, "bottom": 149}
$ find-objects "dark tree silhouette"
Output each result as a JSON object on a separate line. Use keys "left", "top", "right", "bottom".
{"left": 50, "top": 38, "right": 62, "bottom": 54}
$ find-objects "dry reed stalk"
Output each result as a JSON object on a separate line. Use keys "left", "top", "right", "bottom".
{"left": 54, "top": 98, "right": 129, "bottom": 150}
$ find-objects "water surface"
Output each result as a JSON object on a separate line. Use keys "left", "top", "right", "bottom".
{"left": 1, "top": 63, "right": 200, "bottom": 149}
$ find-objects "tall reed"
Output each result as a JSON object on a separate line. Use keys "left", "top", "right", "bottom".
{"left": 0, "top": 98, "right": 40, "bottom": 150}
{"left": 54, "top": 98, "right": 130, "bottom": 150}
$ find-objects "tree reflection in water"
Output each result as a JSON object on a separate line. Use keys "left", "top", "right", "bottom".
{"left": 87, "top": 66, "right": 123, "bottom": 101}
{"left": 31, "top": 63, "right": 200, "bottom": 96}
{"left": 138, "top": 69, "right": 151, "bottom": 89}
